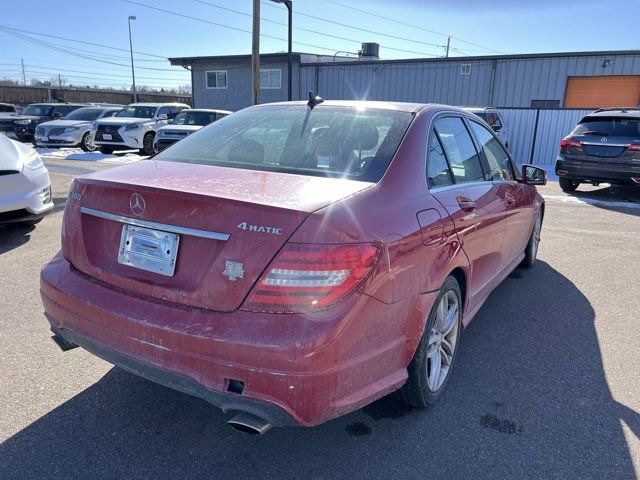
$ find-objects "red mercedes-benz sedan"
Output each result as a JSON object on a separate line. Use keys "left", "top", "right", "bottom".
{"left": 41, "top": 99, "right": 546, "bottom": 434}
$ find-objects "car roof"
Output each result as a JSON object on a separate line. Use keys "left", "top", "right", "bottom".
{"left": 460, "top": 106, "right": 498, "bottom": 113}
{"left": 28, "top": 102, "right": 86, "bottom": 106}
{"left": 583, "top": 108, "right": 640, "bottom": 119}
{"left": 127, "top": 102, "right": 190, "bottom": 107}
{"left": 183, "top": 108, "right": 233, "bottom": 114}
{"left": 255, "top": 100, "right": 441, "bottom": 113}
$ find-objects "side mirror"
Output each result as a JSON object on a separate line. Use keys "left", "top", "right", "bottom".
{"left": 522, "top": 164, "right": 547, "bottom": 186}
{"left": 156, "top": 114, "right": 168, "bottom": 121}
{"left": 491, "top": 124, "right": 502, "bottom": 132}
{"left": 52, "top": 112, "right": 63, "bottom": 119}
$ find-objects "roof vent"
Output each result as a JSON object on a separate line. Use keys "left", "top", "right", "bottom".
{"left": 360, "top": 43, "right": 380, "bottom": 60}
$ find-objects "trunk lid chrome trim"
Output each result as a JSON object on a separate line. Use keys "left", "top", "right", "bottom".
{"left": 80, "top": 206, "right": 230, "bottom": 241}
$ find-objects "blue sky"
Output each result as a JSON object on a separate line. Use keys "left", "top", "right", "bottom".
{"left": 0, "top": 0, "right": 638, "bottom": 90}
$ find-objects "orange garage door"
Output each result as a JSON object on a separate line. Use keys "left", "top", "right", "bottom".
{"left": 564, "top": 76, "right": 640, "bottom": 108}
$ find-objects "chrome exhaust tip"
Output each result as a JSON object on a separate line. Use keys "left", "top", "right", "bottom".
{"left": 227, "top": 412, "right": 273, "bottom": 435}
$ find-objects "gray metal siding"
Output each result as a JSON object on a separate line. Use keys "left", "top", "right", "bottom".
{"left": 499, "top": 108, "right": 591, "bottom": 175}
{"left": 300, "top": 54, "right": 640, "bottom": 108}
{"left": 192, "top": 61, "right": 299, "bottom": 111}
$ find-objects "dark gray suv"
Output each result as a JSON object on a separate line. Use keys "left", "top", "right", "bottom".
{"left": 556, "top": 108, "right": 640, "bottom": 191}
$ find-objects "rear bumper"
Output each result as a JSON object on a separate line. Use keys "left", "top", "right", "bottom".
{"left": 556, "top": 157, "right": 640, "bottom": 185}
{"left": 51, "top": 325, "right": 298, "bottom": 426}
{"left": 40, "top": 253, "right": 433, "bottom": 426}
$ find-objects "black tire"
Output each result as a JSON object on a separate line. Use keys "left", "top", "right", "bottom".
{"left": 99, "top": 146, "right": 115, "bottom": 155}
{"left": 80, "top": 132, "right": 96, "bottom": 152}
{"left": 521, "top": 211, "right": 542, "bottom": 268}
{"left": 398, "top": 276, "right": 462, "bottom": 408}
{"left": 559, "top": 177, "right": 580, "bottom": 192}
{"left": 141, "top": 132, "right": 156, "bottom": 156}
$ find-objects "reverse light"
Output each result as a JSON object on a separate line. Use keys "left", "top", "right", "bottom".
{"left": 242, "top": 243, "right": 380, "bottom": 313}
{"left": 560, "top": 138, "right": 583, "bottom": 150}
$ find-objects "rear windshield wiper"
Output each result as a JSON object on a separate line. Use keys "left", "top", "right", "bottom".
{"left": 580, "top": 130, "right": 609, "bottom": 136}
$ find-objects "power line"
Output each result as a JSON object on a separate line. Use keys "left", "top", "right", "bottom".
{"left": 3, "top": 57, "right": 189, "bottom": 75}
{"left": 0, "top": 27, "right": 185, "bottom": 72}
{"left": 323, "top": 0, "right": 505, "bottom": 54}
{"left": 126, "top": 0, "right": 440, "bottom": 57}
{"left": 22, "top": 64, "right": 188, "bottom": 82}
{"left": 0, "top": 24, "right": 169, "bottom": 60}
{"left": 195, "top": 0, "right": 445, "bottom": 53}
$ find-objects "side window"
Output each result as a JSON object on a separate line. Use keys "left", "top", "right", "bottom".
{"left": 104, "top": 110, "right": 119, "bottom": 118}
{"left": 157, "top": 106, "right": 171, "bottom": 118}
{"left": 434, "top": 117, "right": 485, "bottom": 183}
{"left": 427, "top": 130, "right": 453, "bottom": 188}
{"left": 168, "top": 106, "right": 184, "bottom": 119}
{"left": 469, "top": 121, "right": 514, "bottom": 181}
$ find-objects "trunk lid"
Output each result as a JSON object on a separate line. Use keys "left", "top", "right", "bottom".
{"left": 64, "top": 160, "right": 373, "bottom": 312}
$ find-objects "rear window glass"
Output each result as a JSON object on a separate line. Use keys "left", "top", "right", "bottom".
{"left": 155, "top": 105, "right": 414, "bottom": 182}
{"left": 573, "top": 116, "right": 640, "bottom": 138}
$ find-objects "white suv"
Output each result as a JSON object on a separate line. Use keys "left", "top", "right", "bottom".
{"left": 92, "top": 102, "right": 189, "bottom": 155}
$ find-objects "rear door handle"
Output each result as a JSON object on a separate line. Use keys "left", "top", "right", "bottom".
{"left": 456, "top": 196, "right": 476, "bottom": 211}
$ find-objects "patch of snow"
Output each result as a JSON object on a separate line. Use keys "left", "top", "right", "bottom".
{"left": 37, "top": 147, "right": 147, "bottom": 164}
{"left": 542, "top": 194, "right": 640, "bottom": 209}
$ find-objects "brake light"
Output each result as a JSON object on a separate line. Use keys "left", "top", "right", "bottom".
{"left": 627, "top": 144, "right": 640, "bottom": 151}
{"left": 560, "top": 138, "right": 583, "bottom": 149}
{"left": 242, "top": 243, "right": 380, "bottom": 313}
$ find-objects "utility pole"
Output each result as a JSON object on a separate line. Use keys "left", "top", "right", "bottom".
{"left": 252, "top": 0, "right": 260, "bottom": 105}
{"left": 128, "top": 15, "right": 138, "bottom": 102}
{"left": 445, "top": 37, "right": 450, "bottom": 58}
{"left": 58, "top": 73, "right": 63, "bottom": 90}
{"left": 20, "top": 58, "right": 26, "bottom": 85}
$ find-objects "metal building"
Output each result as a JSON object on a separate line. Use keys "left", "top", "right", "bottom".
{"left": 169, "top": 49, "right": 640, "bottom": 170}
{"left": 170, "top": 49, "right": 640, "bottom": 111}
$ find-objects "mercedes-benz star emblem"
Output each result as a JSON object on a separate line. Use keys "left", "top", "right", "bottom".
{"left": 130, "top": 193, "right": 146, "bottom": 216}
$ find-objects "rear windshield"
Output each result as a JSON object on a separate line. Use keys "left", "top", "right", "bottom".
{"left": 116, "top": 106, "right": 156, "bottom": 119}
{"left": 155, "top": 105, "right": 414, "bottom": 182}
{"left": 573, "top": 116, "right": 640, "bottom": 138}
{"left": 64, "top": 108, "right": 103, "bottom": 121}
{"left": 171, "top": 111, "right": 217, "bottom": 126}
{"left": 19, "top": 105, "right": 53, "bottom": 116}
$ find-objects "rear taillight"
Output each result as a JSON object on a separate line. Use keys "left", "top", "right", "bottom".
{"left": 626, "top": 144, "right": 640, "bottom": 152}
{"left": 242, "top": 243, "right": 380, "bottom": 313}
{"left": 560, "top": 138, "right": 583, "bottom": 150}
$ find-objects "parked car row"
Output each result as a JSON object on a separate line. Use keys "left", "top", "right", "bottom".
{"left": 0, "top": 101, "right": 231, "bottom": 155}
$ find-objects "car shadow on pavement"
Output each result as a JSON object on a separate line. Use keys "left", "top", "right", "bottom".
{"left": 0, "top": 223, "right": 35, "bottom": 255}
{"left": 1, "top": 261, "right": 638, "bottom": 479}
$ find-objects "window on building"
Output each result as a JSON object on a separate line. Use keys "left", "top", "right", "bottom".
{"left": 460, "top": 64, "right": 471, "bottom": 75}
{"left": 206, "top": 70, "right": 228, "bottom": 89}
{"left": 260, "top": 69, "right": 282, "bottom": 89}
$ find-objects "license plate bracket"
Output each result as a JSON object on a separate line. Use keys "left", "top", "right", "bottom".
{"left": 118, "top": 224, "right": 179, "bottom": 276}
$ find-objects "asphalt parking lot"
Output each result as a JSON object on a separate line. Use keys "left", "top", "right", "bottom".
{"left": 1, "top": 158, "right": 639, "bottom": 480}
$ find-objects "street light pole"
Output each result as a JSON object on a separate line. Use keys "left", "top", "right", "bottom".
{"left": 270, "top": 0, "right": 293, "bottom": 101}
{"left": 128, "top": 15, "right": 137, "bottom": 103}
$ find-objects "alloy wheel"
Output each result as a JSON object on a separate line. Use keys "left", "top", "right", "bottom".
{"left": 426, "top": 291, "right": 460, "bottom": 392}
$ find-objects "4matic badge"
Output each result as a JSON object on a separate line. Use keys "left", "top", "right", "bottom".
{"left": 237, "top": 222, "right": 283, "bottom": 235}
